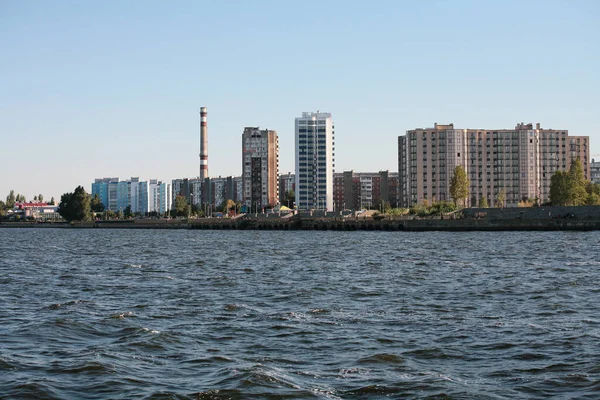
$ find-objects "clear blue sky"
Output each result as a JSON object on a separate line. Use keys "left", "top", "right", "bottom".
{"left": 1, "top": 0, "right": 599, "bottom": 201}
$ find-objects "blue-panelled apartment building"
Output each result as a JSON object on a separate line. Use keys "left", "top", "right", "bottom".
{"left": 91, "top": 177, "right": 171, "bottom": 215}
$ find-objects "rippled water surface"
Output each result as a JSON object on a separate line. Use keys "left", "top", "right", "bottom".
{"left": 1, "top": 228, "right": 600, "bottom": 399}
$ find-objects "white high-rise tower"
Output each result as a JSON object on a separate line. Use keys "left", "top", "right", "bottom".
{"left": 294, "top": 111, "right": 335, "bottom": 211}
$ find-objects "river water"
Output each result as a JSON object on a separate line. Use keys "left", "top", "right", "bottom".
{"left": 1, "top": 228, "right": 599, "bottom": 399}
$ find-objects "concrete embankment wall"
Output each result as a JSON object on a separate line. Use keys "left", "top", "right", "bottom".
{"left": 2, "top": 206, "right": 600, "bottom": 231}
{"left": 78, "top": 220, "right": 189, "bottom": 229}
{"left": 462, "top": 205, "right": 600, "bottom": 221}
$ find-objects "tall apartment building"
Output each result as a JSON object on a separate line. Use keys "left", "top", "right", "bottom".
{"left": 91, "top": 178, "right": 118, "bottom": 209}
{"left": 333, "top": 171, "right": 399, "bottom": 211}
{"left": 295, "top": 111, "right": 335, "bottom": 211}
{"left": 145, "top": 180, "right": 172, "bottom": 215}
{"left": 242, "top": 127, "right": 279, "bottom": 210}
{"left": 116, "top": 180, "right": 132, "bottom": 212}
{"left": 398, "top": 122, "right": 590, "bottom": 208}
{"left": 129, "top": 177, "right": 141, "bottom": 214}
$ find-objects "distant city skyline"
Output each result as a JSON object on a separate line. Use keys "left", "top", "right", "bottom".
{"left": 1, "top": 1, "right": 599, "bottom": 200}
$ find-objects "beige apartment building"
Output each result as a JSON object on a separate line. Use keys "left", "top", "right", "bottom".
{"left": 242, "top": 127, "right": 279, "bottom": 211}
{"left": 398, "top": 122, "right": 590, "bottom": 208}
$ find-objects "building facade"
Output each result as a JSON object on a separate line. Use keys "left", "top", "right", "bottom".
{"left": 242, "top": 127, "right": 279, "bottom": 211}
{"left": 398, "top": 122, "right": 590, "bottom": 208}
{"left": 295, "top": 111, "right": 335, "bottom": 211}
{"left": 278, "top": 172, "right": 295, "bottom": 205}
{"left": 144, "top": 179, "right": 171, "bottom": 215}
{"left": 92, "top": 177, "right": 170, "bottom": 215}
{"left": 172, "top": 178, "right": 204, "bottom": 207}
{"left": 91, "top": 177, "right": 119, "bottom": 210}
{"left": 210, "top": 176, "right": 242, "bottom": 207}
{"left": 591, "top": 159, "right": 600, "bottom": 184}
{"left": 333, "top": 171, "right": 399, "bottom": 211}
{"left": 172, "top": 176, "right": 243, "bottom": 211}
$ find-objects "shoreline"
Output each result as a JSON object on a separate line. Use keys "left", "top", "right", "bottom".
{"left": 2, "top": 216, "right": 600, "bottom": 232}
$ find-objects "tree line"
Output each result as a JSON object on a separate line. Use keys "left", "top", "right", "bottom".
{"left": 56, "top": 187, "right": 244, "bottom": 222}
{"left": 550, "top": 158, "right": 600, "bottom": 206}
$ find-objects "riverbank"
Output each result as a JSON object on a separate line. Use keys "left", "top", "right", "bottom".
{"left": 2, "top": 205, "right": 600, "bottom": 231}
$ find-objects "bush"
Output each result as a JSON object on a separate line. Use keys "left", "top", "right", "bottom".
{"left": 386, "top": 208, "right": 409, "bottom": 216}
{"left": 409, "top": 201, "right": 457, "bottom": 217}
{"left": 518, "top": 198, "right": 536, "bottom": 207}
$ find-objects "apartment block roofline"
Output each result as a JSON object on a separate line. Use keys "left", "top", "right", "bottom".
{"left": 412, "top": 122, "right": 564, "bottom": 132}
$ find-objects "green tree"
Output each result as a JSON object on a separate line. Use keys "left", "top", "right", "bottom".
{"left": 90, "top": 193, "right": 105, "bottom": 212}
{"left": 283, "top": 190, "right": 295, "bottom": 208}
{"left": 38, "top": 194, "right": 44, "bottom": 202}
{"left": 220, "top": 199, "right": 236, "bottom": 214}
{"left": 124, "top": 205, "right": 132, "bottom": 218}
{"left": 174, "top": 195, "right": 189, "bottom": 217}
{"left": 57, "top": 186, "right": 92, "bottom": 222}
{"left": 0, "top": 200, "right": 6, "bottom": 217}
{"left": 449, "top": 165, "right": 469, "bottom": 208}
{"left": 6, "top": 190, "right": 16, "bottom": 208}
{"left": 34, "top": 195, "right": 38, "bottom": 201}
{"left": 49, "top": 197, "right": 55, "bottom": 205}
{"left": 586, "top": 182, "right": 600, "bottom": 205}
{"left": 550, "top": 158, "right": 589, "bottom": 206}
{"left": 566, "top": 158, "right": 588, "bottom": 206}
{"left": 478, "top": 197, "right": 489, "bottom": 208}
{"left": 495, "top": 189, "right": 506, "bottom": 208}
{"left": 430, "top": 201, "right": 457, "bottom": 215}
{"left": 190, "top": 203, "right": 202, "bottom": 217}
{"left": 550, "top": 170, "right": 568, "bottom": 206}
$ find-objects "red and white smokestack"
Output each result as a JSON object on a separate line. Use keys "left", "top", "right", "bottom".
{"left": 199, "top": 107, "right": 208, "bottom": 180}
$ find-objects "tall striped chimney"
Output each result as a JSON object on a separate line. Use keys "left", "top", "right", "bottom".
{"left": 199, "top": 107, "right": 208, "bottom": 179}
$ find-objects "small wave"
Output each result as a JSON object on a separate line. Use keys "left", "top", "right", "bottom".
{"left": 474, "top": 342, "right": 516, "bottom": 351}
{"left": 475, "top": 314, "right": 503, "bottom": 320}
{"left": 343, "top": 385, "right": 399, "bottom": 396}
{"left": 124, "top": 263, "right": 143, "bottom": 268}
{"left": 358, "top": 353, "right": 405, "bottom": 364}
{"left": 192, "top": 389, "right": 241, "bottom": 399}
{"left": 43, "top": 299, "right": 91, "bottom": 310}
{"left": 210, "top": 363, "right": 317, "bottom": 395}
{"left": 511, "top": 352, "right": 548, "bottom": 361}
{"left": 62, "top": 360, "right": 115, "bottom": 375}
{"left": 339, "top": 367, "right": 370, "bottom": 376}
{"left": 518, "top": 363, "right": 572, "bottom": 374}
{"left": 4, "top": 382, "right": 60, "bottom": 399}
{"left": 0, "top": 356, "right": 18, "bottom": 370}
{"left": 404, "top": 348, "right": 455, "bottom": 360}
{"left": 110, "top": 311, "right": 134, "bottom": 319}
{"left": 270, "top": 324, "right": 293, "bottom": 331}
{"left": 184, "top": 356, "right": 235, "bottom": 365}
